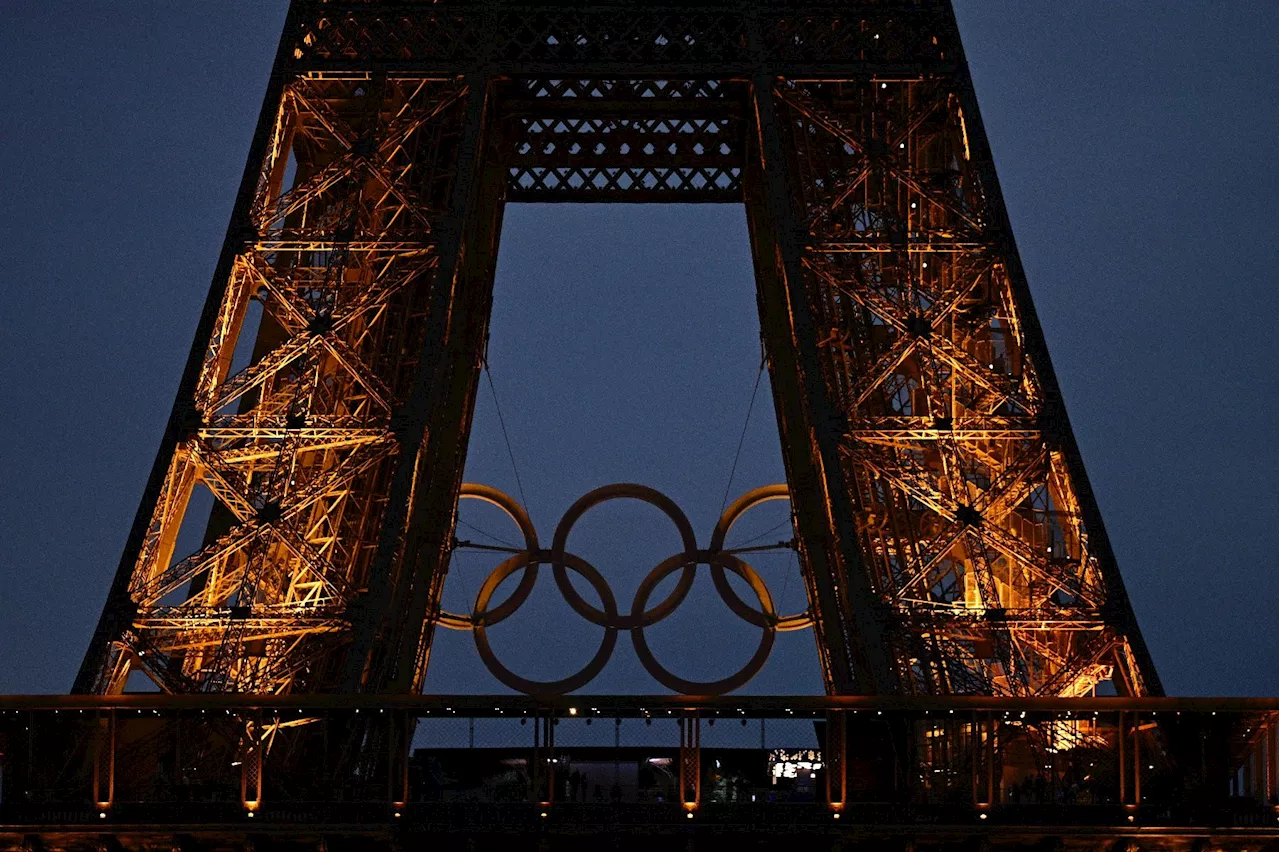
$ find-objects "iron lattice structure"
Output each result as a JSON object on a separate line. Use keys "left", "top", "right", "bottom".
{"left": 77, "top": 0, "right": 1162, "bottom": 700}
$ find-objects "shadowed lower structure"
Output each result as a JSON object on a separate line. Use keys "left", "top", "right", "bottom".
{"left": 0, "top": 694, "right": 1276, "bottom": 851}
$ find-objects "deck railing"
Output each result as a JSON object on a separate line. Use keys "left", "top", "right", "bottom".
{"left": 0, "top": 695, "right": 1274, "bottom": 833}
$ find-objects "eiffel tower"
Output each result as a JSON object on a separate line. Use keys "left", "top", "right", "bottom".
{"left": 75, "top": 0, "right": 1163, "bottom": 702}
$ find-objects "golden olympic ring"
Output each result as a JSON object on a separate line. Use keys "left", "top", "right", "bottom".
{"left": 551, "top": 484, "right": 698, "bottom": 629}
{"left": 472, "top": 549, "right": 619, "bottom": 695}
{"left": 710, "top": 484, "right": 813, "bottom": 633}
{"left": 629, "top": 549, "right": 775, "bottom": 695}
{"left": 439, "top": 482, "right": 813, "bottom": 696}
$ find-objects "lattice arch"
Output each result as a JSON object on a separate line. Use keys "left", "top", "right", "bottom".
{"left": 77, "top": 0, "right": 1160, "bottom": 700}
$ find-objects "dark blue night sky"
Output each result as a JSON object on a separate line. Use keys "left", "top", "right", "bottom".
{"left": 0, "top": 2, "right": 1274, "bottom": 697}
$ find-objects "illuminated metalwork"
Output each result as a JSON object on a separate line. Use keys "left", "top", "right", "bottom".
{"left": 78, "top": 0, "right": 1160, "bottom": 700}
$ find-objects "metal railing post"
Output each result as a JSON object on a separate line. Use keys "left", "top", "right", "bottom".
{"left": 1117, "top": 710, "right": 1127, "bottom": 806}
{"left": 679, "top": 711, "right": 700, "bottom": 811}
{"left": 825, "top": 709, "right": 845, "bottom": 811}
{"left": 532, "top": 712, "right": 554, "bottom": 806}
{"left": 241, "top": 711, "right": 262, "bottom": 814}
{"left": 92, "top": 709, "right": 115, "bottom": 811}
{"left": 388, "top": 710, "right": 409, "bottom": 809}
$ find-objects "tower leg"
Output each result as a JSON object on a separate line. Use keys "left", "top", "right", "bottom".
{"left": 342, "top": 73, "right": 507, "bottom": 693}
{"left": 744, "top": 72, "right": 897, "bottom": 696}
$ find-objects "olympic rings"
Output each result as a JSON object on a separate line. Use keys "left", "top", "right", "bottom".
{"left": 440, "top": 483, "right": 813, "bottom": 696}
{"left": 551, "top": 484, "right": 698, "bottom": 629}
{"left": 630, "top": 550, "right": 775, "bottom": 695}
{"left": 472, "top": 550, "right": 618, "bottom": 695}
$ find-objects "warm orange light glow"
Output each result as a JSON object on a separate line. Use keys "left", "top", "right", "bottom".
{"left": 75, "top": 0, "right": 1162, "bottom": 709}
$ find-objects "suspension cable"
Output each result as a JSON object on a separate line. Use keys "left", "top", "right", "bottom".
{"left": 483, "top": 360, "right": 532, "bottom": 516}
{"left": 719, "top": 354, "right": 767, "bottom": 517}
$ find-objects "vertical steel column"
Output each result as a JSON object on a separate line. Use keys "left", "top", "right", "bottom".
{"left": 532, "top": 713, "right": 555, "bottom": 806}
{"left": 1117, "top": 710, "right": 1130, "bottom": 809}
{"left": 388, "top": 710, "right": 409, "bottom": 809}
{"left": 91, "top": 709, "right": 115, "bottom": 810}
{"left": 397, "top": 100, "right": 510, "bottom": 694}
{"left": 241, "top": 712, "right": 262, "bottom": 813}
{"left": 825, "top": 709, "right": 846, "bottom": 810}
{"left": 1249, "top": 736, "right": 1259, "bottom": 803}
{"left": 1133, "top": 716, "right": 1142, "bottom": 808}
{"left": 743, "top": 66, "right": 897, "bottom": 696}
{"left": 969, "top": 713, "right": 980, "bottom": 807}
{"left": 679, "top": 711, "right": 701, "bottom": 810}
{"left": 986, "top": 713, "right": 997, "bottom": 807}
{"left": 342, "top": 64, "right": 507, "bottom": 693}
{"left": 1116, "top": 701, "right": 1146, "bottom": 808}
{"left": 1260, "top": 734, "right": 1268, "bottom": 800}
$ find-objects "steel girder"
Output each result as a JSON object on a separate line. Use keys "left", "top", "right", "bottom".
{"left": 77, "top": 0, "right": 1161, "bottom": 699}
